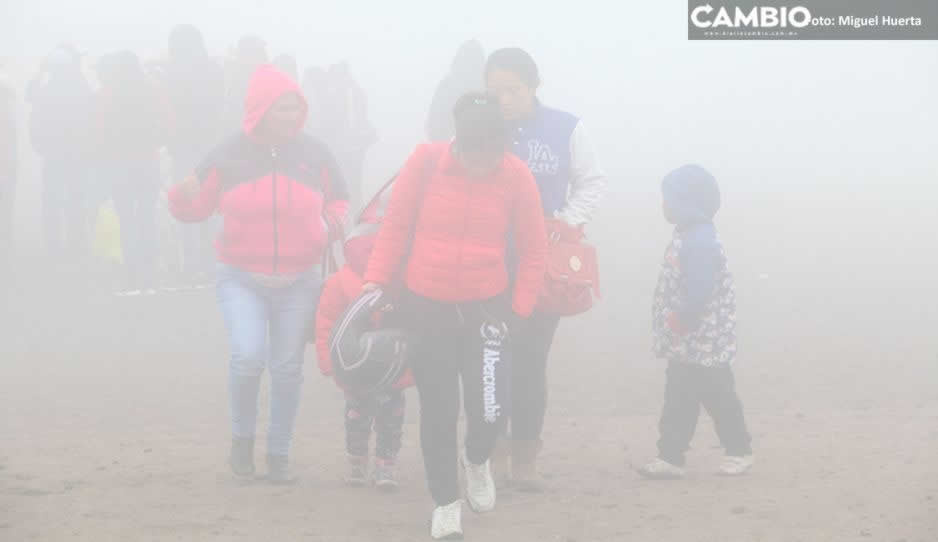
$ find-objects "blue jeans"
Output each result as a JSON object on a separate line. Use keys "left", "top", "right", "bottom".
{"left": 216, "top": 264, "right": 322, "bottom": 457}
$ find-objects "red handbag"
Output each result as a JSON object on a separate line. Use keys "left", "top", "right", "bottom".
{"left": 536, "top": 219, "right": 601, "bottom": 317}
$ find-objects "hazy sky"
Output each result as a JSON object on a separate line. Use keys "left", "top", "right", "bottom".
{"left": 5, "top": 1, "right": 935, "bottom": 189}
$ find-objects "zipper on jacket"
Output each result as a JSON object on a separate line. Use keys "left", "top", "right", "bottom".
{"left": 271, "top": 147, "right": 279, "bottom": 274}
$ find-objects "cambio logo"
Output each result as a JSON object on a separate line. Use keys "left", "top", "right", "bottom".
{"left": 691, "top": 4, "right": 812, "bottom": 28}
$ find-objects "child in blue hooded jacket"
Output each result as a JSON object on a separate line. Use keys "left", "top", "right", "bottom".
{"left": 639, "top": 165, "right": 753, "bottom": 479}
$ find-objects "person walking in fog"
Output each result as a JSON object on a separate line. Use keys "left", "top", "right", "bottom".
{"left": 0, "top": 68, "right": 16, "bottom": 271}
{"left": 272, "top": 54, "right": 299, "bottom": 83}
{"left": 301, "top": 66, "right": 328, "bottom": 136}
{"left": 315, "top": 62, "right": 376, "bottom": 209}
{"left": 95, "top": 51, "right": 169, "bottom": 296}
{"left": 168, "top": 65, "right": 348, "bottom": 483}
{"left": 426, "top": 40, "right": 485, "bottom": 143}
{"left": 313, "top": 196, "right": 414, "bottom": 491}
{"left": 485, "top": 47, "right": 607, "bottom": 491}
{"left": 164, "top": 25, "right": 225, "bottom": 288}
{"left": 223, "top": 35, "right": 268, "bottom": 135}
{"left": 363, "top": 93, "right": 547, "bottom": 539}
{"left": 27, "top": 45, "right": 94, "bottom": 261}
{"left": 638, "top": 164, "right": 753, "bottom": 479}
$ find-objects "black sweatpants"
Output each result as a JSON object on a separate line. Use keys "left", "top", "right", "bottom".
{"left": 508, "top": 312, "right": 560, "bottom": 441}
{"left": 344, "top": 389, "right": 406, "bottom": 461}
{"left": 400, "top": 292, "right": 512, "bottom": 506}
{"left": 657, "top": 361, "right": 752, "bottom": 466}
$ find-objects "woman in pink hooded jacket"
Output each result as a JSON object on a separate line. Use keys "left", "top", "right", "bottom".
{"left": 169, "top": 65, "right": 348, "bottom": 484}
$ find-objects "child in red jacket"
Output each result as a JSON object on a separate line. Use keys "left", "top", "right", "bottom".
{"left": 314, "top": 192, "right": 413, "bottom": 491}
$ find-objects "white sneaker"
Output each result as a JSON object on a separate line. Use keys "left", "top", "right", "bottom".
{"left": 430, "top": 500, "right": 463, "bottom": 540}
{"left": 718, "top": 455, "right": 754, "bottom": 476}
{"left": 637, "top": 458, "right": 686, "bottom": 479}
{"left": 461, "top": 450, "right": 495, "bottom": 513}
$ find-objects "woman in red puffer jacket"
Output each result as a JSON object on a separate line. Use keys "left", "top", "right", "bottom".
{"left": 362, "top": 92, "right": 547, "bottom": 540}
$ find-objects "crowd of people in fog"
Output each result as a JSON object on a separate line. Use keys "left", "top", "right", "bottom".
{"left": 2, "top": 25, "right": 754, "bottom": 541}
{"left": 0, "top": 68, "right": 15, "bottom": 267}
{"left": 3, "top": 28, "right": 375, "bottom": 294}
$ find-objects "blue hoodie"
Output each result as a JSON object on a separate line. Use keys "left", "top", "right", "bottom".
{"left": 653, "top": 165, "right": 737, "bottom": 367}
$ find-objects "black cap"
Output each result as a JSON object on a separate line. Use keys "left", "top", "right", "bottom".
{"left": 453, "top": 91, "right": 506, "bottom": 154}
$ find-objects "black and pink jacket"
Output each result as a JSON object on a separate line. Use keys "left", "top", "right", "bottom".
{"left": 169, "top": 64, "right": 348, "bottom": 274}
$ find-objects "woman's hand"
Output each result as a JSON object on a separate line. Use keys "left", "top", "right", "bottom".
{"left": 361, "top": 282, "right": 380, "bottom": 294}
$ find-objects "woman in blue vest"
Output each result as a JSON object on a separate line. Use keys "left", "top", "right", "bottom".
{"left": 486, "top": 47, "right": 607, "bottom": 491}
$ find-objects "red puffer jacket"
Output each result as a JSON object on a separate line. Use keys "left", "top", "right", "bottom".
{"left": 169, "top": 64, "right": 348, "bottom": 274}
{"left": 365, "top": 143, "right": 548, "bottom": 317}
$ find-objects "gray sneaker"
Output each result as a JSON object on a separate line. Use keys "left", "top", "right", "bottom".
{"left": 372, "top": 458, "right": 399, "bottom": 492}
{"left": 461, "top": 451, "right": 495, "bottom": 513}
{"left": 265, "top": 454, "right": 297, "bottom": 485}
{"left": 718, "top": 455, "right": 754, "bottom": 476}
{"left": 430, "top": 500, "right": 463, "bottom": 540}
{"left": 637, "top": 457, "right": 685, "bottom": 480}
{"left": 115, "top": 288, "right": 142, "bottom": 297}
{"left": 229, "top": 437, "right": 255, "bottom": 478}
{"left": 344, "top": 454, "right": 368, "bottom": 487}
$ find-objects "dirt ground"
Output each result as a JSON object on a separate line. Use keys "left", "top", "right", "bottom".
{"left": 1, "top": 241, "right": 937, "bottom": 542}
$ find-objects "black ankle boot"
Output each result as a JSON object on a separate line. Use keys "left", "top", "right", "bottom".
{"left": 229, "top": 437, "right": 256, "bottom": 478}
{"left": 266, "top": 454, "right": 297, "bottom": 485}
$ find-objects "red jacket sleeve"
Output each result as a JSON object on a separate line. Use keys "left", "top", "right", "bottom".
{"left": 168, "top": 168, "right": 222, "bottom": 223}
{"left": 314, "top": 272, "right": 351, "bottom": 377}
{"left": 363, "top": 145, "right": 432, "bottom": 286}
{"left": 509, "top": 163, "right": 548, "bottom": 317}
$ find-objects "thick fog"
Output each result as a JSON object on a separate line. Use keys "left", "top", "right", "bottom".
{"left": 2, "top": 1, "right": 936, "bottom": 541}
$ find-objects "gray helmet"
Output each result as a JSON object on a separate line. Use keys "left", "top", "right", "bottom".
{"left": 329, "top": 289, "right": 409, "bottom": 394}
